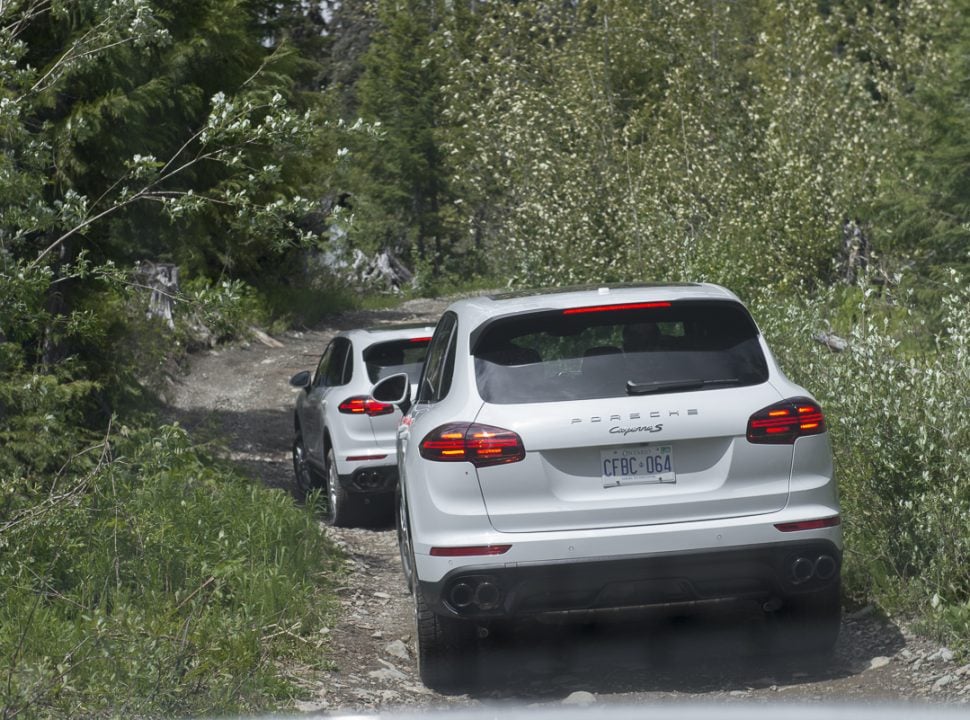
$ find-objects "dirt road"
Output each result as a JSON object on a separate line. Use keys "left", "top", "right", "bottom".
{"left": 165, "top": 298, "right": 970, "bottom": 713}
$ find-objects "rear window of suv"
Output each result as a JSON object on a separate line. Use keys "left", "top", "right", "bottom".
{"left": 364, "top": 339, "right": 431, "bottom": 383}
{"left": 472, "top": 301, "right": 768, "bottom": 404}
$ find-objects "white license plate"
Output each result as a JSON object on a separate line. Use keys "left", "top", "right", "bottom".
{"left": 601, "top": 445, "right": 675, "bottom": 487}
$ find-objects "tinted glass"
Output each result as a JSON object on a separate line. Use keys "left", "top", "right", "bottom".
{"left": 312, "top": 344, "right": 333, "bottom": 387}
{"left": 473, "top": 301, "right": 768, "bottom": 404}
{"left": 324, "top": 338, "right": 350, "bottom": 387}
{"left": 417, "top": 313, "right": 457, "bottom": 404}
{"left": 436, "top": 330, "right": 458, "bottom": 401}
{"left": 364, "top": 338, "right": 431, "bottom": 383}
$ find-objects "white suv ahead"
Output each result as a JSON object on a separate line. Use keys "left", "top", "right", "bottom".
{"left": 372, "top": 284, "right": 841, "bottom": 689}
{"left": 290, "top": 324, "right": 432, "bottom": 526}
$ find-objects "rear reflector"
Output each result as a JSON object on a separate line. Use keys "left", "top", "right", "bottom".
{"left": 774, "top": 516, "right": 841, "bottom": 532}
{"left": 563, "top": 301, "right": 671, "bottom": 315}
{"left": 420, "top": 423, "right": 525, "bottom": 467}
{"left": 747, "top": 397, "right": 826, "bottom": 444}
{"left": 346, "top": 454, "right": 388, "bottom": 462}
{"left": 338, "top": 396, "right": 395, "bottom": 417}
{"left": 430, "top": 545, "right": 512, "bottom": 557}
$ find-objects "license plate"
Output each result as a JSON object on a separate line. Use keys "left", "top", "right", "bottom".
{"left": 601, "top": 445, "right": 675, "bottom": 487}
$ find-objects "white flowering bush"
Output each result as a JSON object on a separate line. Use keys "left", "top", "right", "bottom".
{"left": 752, "top": 272, "right": 970, "bottom": 639}
{"left": 443, "top": 1, "right": 941, "bottom": 295}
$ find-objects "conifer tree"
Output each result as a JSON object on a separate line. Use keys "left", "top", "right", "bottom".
{"left": 349, "top": 0, "right": 454, "bottom": 276}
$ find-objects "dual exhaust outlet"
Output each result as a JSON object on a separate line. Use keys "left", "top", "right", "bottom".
{"left": 789, "top": 554, "right": 838, "bottom": 585}
{"left": 448, "top": 577, "right": 502, "bottom": 612}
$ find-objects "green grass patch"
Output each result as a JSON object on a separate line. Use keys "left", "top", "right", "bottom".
{"left": 0, "top": 423, "right": 342, "bottom": 719}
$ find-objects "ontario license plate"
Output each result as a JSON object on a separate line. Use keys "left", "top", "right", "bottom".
{"left": 601, "top": 445, "right": 675, "bottom": 487}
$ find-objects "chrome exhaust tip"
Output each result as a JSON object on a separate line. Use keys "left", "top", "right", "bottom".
{"left": 474, "top": 581, "right": 501, "bottom": 611}
{"left": 449, "top": 582, "right": 474, "bottom": 609}
{"left": 791, "top": 556, "right": 814, "bottom": 584}
{"left": 814, "top": 554, "right": 837, "bottom": 581}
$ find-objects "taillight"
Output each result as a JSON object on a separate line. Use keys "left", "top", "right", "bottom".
{"left": 563, "top": 301, "right": 671, "bottom": 315}
{"left": 747, "top": 397, "right": 826, "bottom": 444}
{"left": 338, "top": 396, "right": 395, "bottom": 417}
{"left": 420, "top": 423, "right": 525, "bottom": 467}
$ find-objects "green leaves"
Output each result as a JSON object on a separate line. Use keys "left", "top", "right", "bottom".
{"left": 439, "top": 0, "right": 937, "bottom": 294}
{"left": 754, "top": 277, "right": 970, "bottom": 640}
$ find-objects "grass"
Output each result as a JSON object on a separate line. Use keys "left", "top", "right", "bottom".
{"left": 0, "top": 423, "right": 343, "bottom": 719}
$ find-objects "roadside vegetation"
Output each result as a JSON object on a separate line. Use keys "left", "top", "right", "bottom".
{"left": 1, "top": 0, "right": 968, "bottom": 716}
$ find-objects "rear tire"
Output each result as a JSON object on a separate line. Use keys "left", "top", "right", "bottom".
{"left": 413, "top": 578, "right": 476, "bottom": 691}
{"left": 326, "top": 447, "right": 359, "bottom": 527}
{"left": 292, "top": 434, "right": 321, "bottom": 499}
{"left": 403, "top": 505, "right": 475, "bottom": 691}
{"left": 397, "top": 488, "right": 415, "bottom": 593}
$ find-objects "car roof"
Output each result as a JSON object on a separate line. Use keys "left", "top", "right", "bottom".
{"left": 338, "top": 323, "right": 436, "bottom": 344}
{"left": 446, "top": 282, "right": 741, "bottom": 330}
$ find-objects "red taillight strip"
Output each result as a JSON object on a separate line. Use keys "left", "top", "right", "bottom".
{"left": 747, "top": 397, "right": 826, "bottom": 444}
{"left": 749, "top": 410, "right": 825, "bottom": 432}
{"left": 774, "top": 516, "right": 841, "bottom": 532}
{"left": 420, "top": 423, "right": 526, "bottom": 467}
{"left": 338, "top": 396, "right": 395, "bottom": 417}
{"left": 430, "top": 545, "right": 512, "bottom": 557}
{"left": 410, "top": 336, "right": 432, "bottom": 343}
{"left": 563, "top": 301, "right": 671, "bottom": 315}
{"left": 346, "top": 454, "right": 388, "bottom": 461}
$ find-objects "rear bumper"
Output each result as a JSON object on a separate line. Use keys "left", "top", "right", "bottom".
{"left": 418, "top": 541, "right": 841, "bottom": 621}
{"left": 338, "top": 464, "right": 398, "bottom": 494}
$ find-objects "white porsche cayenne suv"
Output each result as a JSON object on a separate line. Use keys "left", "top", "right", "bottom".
{"left": 372, "top": 284, "right": 841, "bottom": 689}
{"left": 289, "top": 324, "right": 433, "bottom": 526}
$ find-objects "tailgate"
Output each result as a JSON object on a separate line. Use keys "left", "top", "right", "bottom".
{"left": 473, "top": 385, "right": 791, "bottom": 533}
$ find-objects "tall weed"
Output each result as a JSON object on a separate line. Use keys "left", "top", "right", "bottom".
{"left": 751, "top": 272, "right": 970, "bottom": 646}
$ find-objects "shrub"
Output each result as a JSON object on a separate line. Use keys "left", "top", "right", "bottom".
{"left": 751, "top": 272, "right": 970, "bottom": 646}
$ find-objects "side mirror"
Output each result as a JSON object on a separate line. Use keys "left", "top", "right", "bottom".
{"left": 372, "top": 372, "right": 411, "bottom": 415}
{"left": 289, "top": 370, "right": 311, "bottom": 391}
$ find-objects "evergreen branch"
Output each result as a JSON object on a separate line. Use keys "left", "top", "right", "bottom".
{"left": 28, "top": 15, "right": 117, "bottom": 95}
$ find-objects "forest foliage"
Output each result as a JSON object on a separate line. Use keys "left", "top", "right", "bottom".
{"left": 1, "top": 0, "right": 969, "bottom": 714}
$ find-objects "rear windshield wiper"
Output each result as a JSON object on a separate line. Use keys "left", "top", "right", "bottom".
{"left": 625, "top": 378, "right": 741, "bottom": 395}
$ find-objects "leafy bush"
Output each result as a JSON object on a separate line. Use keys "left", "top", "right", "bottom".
{"left": 0, "top": 423, "right": 340, "bottom": 718}
{"left": 751, "top": 271, "right": 970, "bottom": 646}
{"left": 442, "top": 0, "right": 937, "bottom": 296}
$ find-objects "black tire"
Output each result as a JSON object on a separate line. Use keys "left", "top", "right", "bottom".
{"left": 413, "top": 574, "right": 476, "bottom": 691}
{"left": 292, "top": 434, "right": 321, "bottom": 499}
{"left": 326, "top": 447, "right": 360, "bottom": 527}
{"left": 396, "top": 488, "right": 415, "bottom": 593}
{"left": 401, "top": 501, "right": 475, "bottom": 690}
{"left": 770, "top": 581, "right": 842, "bottom": 656}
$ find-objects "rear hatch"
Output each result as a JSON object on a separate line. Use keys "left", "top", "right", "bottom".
{"left": 470, "top": 300, "right": 792, "bottom": 533}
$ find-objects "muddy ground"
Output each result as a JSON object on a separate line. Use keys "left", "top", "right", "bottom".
{"left": 165, "top": 297, "right": 970, "bottom": 714}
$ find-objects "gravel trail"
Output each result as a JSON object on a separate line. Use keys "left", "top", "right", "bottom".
{"left": 165, "top": 298, "right": 970, "bottom": 713}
